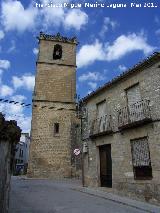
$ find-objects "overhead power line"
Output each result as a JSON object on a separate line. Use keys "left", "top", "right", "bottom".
{"left": 0, "top": 98, "right": 77, "bottom": 111}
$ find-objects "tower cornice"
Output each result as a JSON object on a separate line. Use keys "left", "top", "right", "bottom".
{"left": 37, "top": 32, "right": 78, "bottom": 45}
{"left": 36, "top": 61, "right": 77, "bottom": 68}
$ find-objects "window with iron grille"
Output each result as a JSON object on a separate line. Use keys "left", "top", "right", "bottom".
{"left": 130, "top": 137, "right": 152, "bottom": 179}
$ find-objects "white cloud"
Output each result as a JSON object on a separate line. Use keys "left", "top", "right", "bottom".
{"left": 106, "top": 33, "right": 154, "bottom": 61}
{"left": 77, "top": 40, "right": 105, "bottom": 68}
{"left": 0, "top": 30, "right": 5, "bottom": 40}
{"left": 17, "top": 116, "right": 31, "bottom": 133}
{"left": 0, "top": 85, "right": 14, "bottom": 97}
{"left": 33, "top": 48, "right": 39, "bottom": 55}
{"left": 0, "top": 92, "right": 31, "bottom": 132}
{"left": 7, "top": 40, "right": 16, "bottom": 53}
{"left": 1, "top": 0, "right": 88, "bottom": 32}
{"left": 12, "top": 76, "right": 23, "bottom": 88}
{"left": 99, "top": 17, "right": 117, "bottom": 38}
{"left": 41, "top": 5, "right": 88, "bottom": 31}
{"left": 7, "top": 114, "right": 31, "bottom": 133}
{"left": 11, "top": 94, "right": 26, "bottom": 102}
{"left": 77, "top": 33, "right": 155, "bottom": 68}
{"left": 88, "top": 82, "right": 97, "bottom": 90}
{"left": 0, "top": 101, "right": 31, "bottom": 133}
{"left": 40, "top": 0, "right": 69, "bottom": 5}
{"left": 64, "top": 9, "right": 88, "bottom": 30}
{"left": 79, "top": 71, "right": 104, "bottom": 82}
{"left": 0, "top": 102, "right": 20, "bottom": 116}
{"left": 12, "top": 74, "right": 35, "bottom": 91}
{"left": 0, "top": 59, "right": 10, "bottom": 69}
{"left": 41, "top": 6, "right": 65, "bottom": 28}
{"left": 118, "top": 65, "right": 127, "bottom": 72}
{"left": 8, "top": 103, "right": 23, "bottom": 115}
{"left": 1, "top": 0, "right": 38, "bottom": 32}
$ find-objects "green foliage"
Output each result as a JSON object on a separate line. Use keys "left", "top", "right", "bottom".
{"left": 0, "top": 113, "right": 21, "bottom": 143}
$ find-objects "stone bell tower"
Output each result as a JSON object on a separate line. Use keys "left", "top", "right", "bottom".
{"left": 28, "top": 32, "right": 78, "bottom": 178}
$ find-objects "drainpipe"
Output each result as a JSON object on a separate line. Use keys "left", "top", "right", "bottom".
{"left": 80, "top": 117, "right": 85, "bottom": 187}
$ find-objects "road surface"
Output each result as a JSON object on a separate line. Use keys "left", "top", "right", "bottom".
{"left": 9, "top": 176, "right": 148, "bottom": 213}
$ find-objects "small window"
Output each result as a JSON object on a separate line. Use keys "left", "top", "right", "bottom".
{"left": 54, "top": 123, "right": 59, "bottom": 135}
{"left": 130, "top": 137, "right": 152, "bottom": 180}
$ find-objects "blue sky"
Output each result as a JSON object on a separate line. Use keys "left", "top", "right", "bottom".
{"left": 0, "top": 0, "right": 160, "bottom": 133}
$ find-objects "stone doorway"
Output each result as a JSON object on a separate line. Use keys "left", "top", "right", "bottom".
{"left": 99, "top": 144, "right": 112, "bottom": 188}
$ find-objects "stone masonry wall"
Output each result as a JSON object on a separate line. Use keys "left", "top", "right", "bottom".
{"left": 0, "top": 141, "right": 12, "bottom": 213}
{"left": 35, "top": 63, "right": 76, "bottom": 103}
{"left": 28, "top": 102, "right": 76, "bottom": 178}
{"left": 70, "top": 121, "right": 82, "bottom": 178}
{"left": 28, "top": 35, "right": 78, "bottom": 179}
{"left": 38, "top": 39, "right": 76, "bottom": 67}
{"left": 83, "top": 58, "right": 160, "bottom": 205}
{"left": 0, "top": 113, "right": 21, "bottom": 213}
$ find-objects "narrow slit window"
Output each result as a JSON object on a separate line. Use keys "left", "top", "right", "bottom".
{"left": 54, "top": 123, "right": 59, "bottom": 135}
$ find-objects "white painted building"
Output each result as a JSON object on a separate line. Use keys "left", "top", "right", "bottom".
{"left": 14, "top": 133, "right": 30, "bottom": 174}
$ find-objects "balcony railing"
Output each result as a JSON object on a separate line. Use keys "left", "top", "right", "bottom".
{"left": 118, "top": 99, "right": 152, "bottom": 129}
{"left": 89, "top": 115, "right": 112, "bottom": 138}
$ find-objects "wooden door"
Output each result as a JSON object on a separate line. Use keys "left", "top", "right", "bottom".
{"left": 99, "top": 144, "right": 112, "bottom": 187}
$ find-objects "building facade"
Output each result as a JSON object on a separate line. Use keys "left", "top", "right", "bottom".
{"left": 81, "top": 52, "right": 160, "bottom": 204}
{"left": 28, "top": 33, "right": 80, "bottom": 178}
{"left": 14, "top": 133, "right": 30, "bottom": 174}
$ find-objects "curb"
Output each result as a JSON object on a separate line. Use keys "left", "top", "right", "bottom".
{"left": 72, "top": 187, "right": 160, "bottom": 213}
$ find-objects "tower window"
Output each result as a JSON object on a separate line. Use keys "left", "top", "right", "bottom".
{"left": 54, "top": 123, "right": 59, "bottom": 135}
{"left": 130, "top": 137, "right": 152, "bottom": 180}
{"left": 53, "top": 44, "right": 62, "bottom": 60}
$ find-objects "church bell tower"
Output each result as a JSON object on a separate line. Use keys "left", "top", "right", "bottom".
{"left": 28, "top": 32, "right": 78, "bottom": 178}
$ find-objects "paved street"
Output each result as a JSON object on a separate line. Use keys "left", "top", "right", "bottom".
{"left": 9, "top": 176, "right": 157, "bottom": 213}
